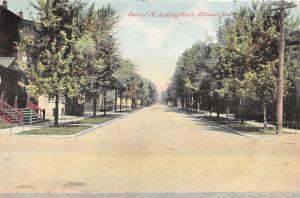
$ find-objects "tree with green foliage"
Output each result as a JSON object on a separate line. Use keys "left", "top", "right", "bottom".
{"left": 220, "top": 1, "right": 298, "bottom": 127}
{"left": 115, "top": 59, "right": 135, "bottom": 110}
{"left": 19, "top": 0, "right": 87, "bottom": 125}
{"left": 128, "top": 73, "right": 144, "bottom": 108}
{"left": 83, "top": 4, "right": 119, "bottom": 117}
{"left": 141, "top": 79, "right": 158, "bottom": 106}
{"left": 165, "top": 1, "right": 299, "bottom": 129}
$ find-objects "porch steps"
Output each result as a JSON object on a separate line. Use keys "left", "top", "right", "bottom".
{"left": 19, "top": 108, "right": 43, "bottom": 125}
{"left": 0, "top": 109, "right": 22, "bottom": 124}
{"left": 0, "top": 98, "right": 23, "bottom": 125}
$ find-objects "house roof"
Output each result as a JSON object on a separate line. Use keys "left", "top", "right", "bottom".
{"left": 0, "top": 5, "right": 21, "bottom": 21}
{"left": 0, "top": 4, "right": 33, "bottom": 23}
{"left": 0, "top": 57, "right": 20, "bottom": 71}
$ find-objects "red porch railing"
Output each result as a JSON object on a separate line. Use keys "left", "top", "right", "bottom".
{"left": 0, "top": 98, "right": 23, "bottom": 124}
{"left": 27, "top": 100, "right": 45, "bottom": 119}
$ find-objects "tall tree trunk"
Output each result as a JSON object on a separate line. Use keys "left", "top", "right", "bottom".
{"left": 54, "top": 94, "right": 59, "bottom": 126}
{"left": 240, "top": 98, "right": 244, "bottom": 124}
{"left": 114, "top": 89, "right": 118, "bottom": 112}
{"left": 93, "top": 93, "right": 97, "bottom": 117}
{"left": 234, "top": 98, "right": 239, "bottom": 121}
{"left": 125, "top": 97, "right": 128, "bottom": 108}
{"left": 192, "top": 94, "right": 194, "bottom": 112}
{"left": 217, "top": 96, "right": 220, "bottom": 120}
{"left": 189, "top": 95, "right": 192, "bottom": 112}
{"left": 119, "top": 90, "right": 122, "bottom": 112}
{"left": 185, "top": 97, "right": 188, "bottom": 111}
{"left": 226, "top": 97, "right": 229, "bottom": 119}
{"left": 131, "top": 98, "right": 134, "bottom": 108}
{"left": 103, "top": 91, "right": 107, "bottom": 116}
{"left": 190, "top": 95, "right": 192, "bottom": 112}
{"left": 198, "top": 99, "right": 201, "bottom": 113}
{"left": 263, "top": 101, "right": 267, "bottom": 130}
{"left": 195, "top": 98, "right": 198, "bottom": 113}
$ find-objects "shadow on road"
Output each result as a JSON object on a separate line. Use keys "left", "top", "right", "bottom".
{"left": 163, "top": 105, "right": 237, "bottom": 135}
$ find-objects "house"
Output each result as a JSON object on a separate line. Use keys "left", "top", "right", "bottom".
{"left": 0, "top": 1, "right": 65, "bottom": 123}
{"left": 0, "top": 1, "right": 26, "bottom": 108}
{"left": 0, "top": 57, "right": 26, "bottom": 108}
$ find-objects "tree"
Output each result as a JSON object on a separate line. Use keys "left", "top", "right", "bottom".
{"left": 127, "top": 73, "right": 143, "bottom": 108}
{"left": 19, "top": 0, "right": 87, "bottom": 125}
{"left": 83, "top": 4, "right": 119, "bottom": 117}
{"left": 220, "top": 6, "right": 256, "bottom": 123}
{"left": 115, "top": 59, "right": 135, "bottom": 111}
{"left": 141, "top": 79, "right": 158, "bottom": 106}
{"left": 164, "top": 1, "right": 299, "bottom": 133}
{"left": 220, "top": 1, "right": 297, "bottom": 127}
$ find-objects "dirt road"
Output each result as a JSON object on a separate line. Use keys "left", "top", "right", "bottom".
{"left": 0, "top": 104, "right": 299, "bottom": 192}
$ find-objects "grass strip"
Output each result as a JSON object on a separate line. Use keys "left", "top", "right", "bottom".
{"left": 77, "top": 114, "right": 120, "bottom": 125}
{"left": 203, "top": 116, "right": 276, "bottom": 135}
{"left": 0, "top": 121, "right": 12, "bottom": 129}
{"left": 19, "top": 125, "right": 90, "bottom": 135}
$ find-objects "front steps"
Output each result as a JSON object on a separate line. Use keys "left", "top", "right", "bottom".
{"left": 19, "top": 108, "right": 43, "bottom": 125}
{"left": 0, "top": 108, "right": 23, "bottom": 124}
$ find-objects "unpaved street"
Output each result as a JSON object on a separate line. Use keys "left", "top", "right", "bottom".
{"left": 0, "top": 104, "right": 299, "bottom": 192}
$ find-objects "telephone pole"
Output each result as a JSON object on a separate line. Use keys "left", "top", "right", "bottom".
{"left": 272, "top": 0, "right": 296, "bottom": 134}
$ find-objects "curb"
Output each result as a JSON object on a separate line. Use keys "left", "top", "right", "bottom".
{"left": 16, "top": 116, "right": 123, "bottom": 139}
{"left": 15, "top": 106, "right": 145, "bottom": 139}
{"left": 72, "top": 116, "right": 123, "bottom": 138}
{"left": 168, "top": 107, "right": 263, "bottom": 138}
{"left": 201, "top": 118, "right": 261, "bottom": 138}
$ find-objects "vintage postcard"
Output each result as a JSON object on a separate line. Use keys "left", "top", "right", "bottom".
{"left": 0, "top": 0, "right": 300, "bottom": 197}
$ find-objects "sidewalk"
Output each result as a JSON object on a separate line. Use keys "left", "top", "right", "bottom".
{"left": 0, "top": 115, "right": 85, "bottom": 135}
{"left": 0, "top": 107, "right": 132, "bottom": 135}
{"left": 180, "top": 108, "right": 300, "bottom": 134}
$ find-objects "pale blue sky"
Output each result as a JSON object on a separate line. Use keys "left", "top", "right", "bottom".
{"left": 6, "top": 0, "right": 300, "bottom": 93}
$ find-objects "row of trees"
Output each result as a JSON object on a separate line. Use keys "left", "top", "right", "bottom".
{"left": 115, "top": 59, "right": 158, "bottom": 111}
{"left": 19, "top": 0, "right": 157, "bottom": 125}
{"left": 162, "top": 1, "right": 299, "bottom": 130}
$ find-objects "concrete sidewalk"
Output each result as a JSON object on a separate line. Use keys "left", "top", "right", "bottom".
{"left": 181, "top": 108, "right": 300, "bottom": 134}
{"left": 0, "top": 115, "right": 85, "bottom": 135}
{"left": 0, "top": 108, "right": 132, "bottom": 135}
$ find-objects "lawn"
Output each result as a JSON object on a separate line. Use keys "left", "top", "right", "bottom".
{"left": 18, "top": 114, "right": 121, "bottom": 136}
{"left": 120, "top": 107, "right": 142, "bottom": 113}
{"left": 78, "top": 114, "right": 120, "bottom": 125}
{"left": 203, "top": 116, "right": 276, "bottom": 135}
{"left": 0, "top": 121, "right": 12, "bottom": 129}
{"left": 19, "top": 125, "right": 91, "bottom": 135}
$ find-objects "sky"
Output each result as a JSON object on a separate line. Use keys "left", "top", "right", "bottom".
{"left": 5, "top": 0, "right": 300, "bottom": 93}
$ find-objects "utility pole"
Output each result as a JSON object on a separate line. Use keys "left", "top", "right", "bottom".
{"left": 276, "top": 0, "right": 285, "bottom": 134}
{"left": 272, "top": 0, "right": 296, "bottom": 134}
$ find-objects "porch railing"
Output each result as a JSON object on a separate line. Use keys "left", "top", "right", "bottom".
{"left": 0, "top": 98, "right": 23, "bottom": 124}
{"left": 27, "top": 100, "right": 45, "bottom": 119}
